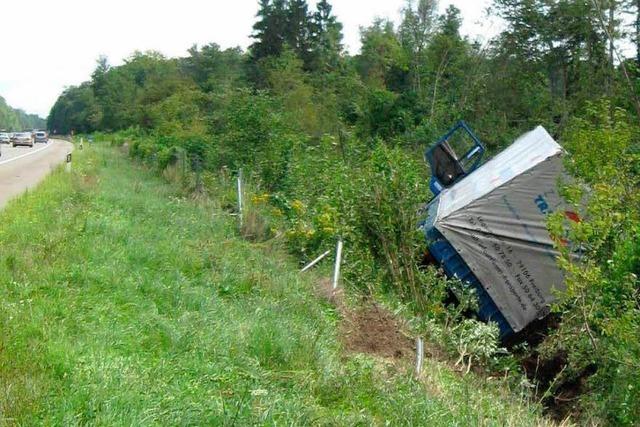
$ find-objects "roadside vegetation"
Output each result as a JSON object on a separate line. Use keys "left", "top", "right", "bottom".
{"left": 0, "top": 95, "right": 45, "bottom": 131}
{"left": 0, "top": 144, "right": 551, "bottom": 425}
{"left": 43, "top": 0, "right": 640, "bottom": 424}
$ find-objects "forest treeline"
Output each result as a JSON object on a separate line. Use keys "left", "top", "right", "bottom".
{"left": 0, "top": 96, "right": 45, "bottom": 131}
{"left": 48, "top": 0, "right": 639, "bottom": 424}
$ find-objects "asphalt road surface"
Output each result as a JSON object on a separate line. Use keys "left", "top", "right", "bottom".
{"left": 0, "top": 139, "right": 73, "bottom": 210}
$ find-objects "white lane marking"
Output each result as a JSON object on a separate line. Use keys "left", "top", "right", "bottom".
{"left": 0, "top": 142, "right": 54, "bottom": 166}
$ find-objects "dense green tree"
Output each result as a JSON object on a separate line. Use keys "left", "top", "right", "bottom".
{"left": 182, "top": 44, "right": 247, "bottom": 92}
{"left": 47, "top": 83, "right": 100, "bottom": 134}
{"left": 285, "top": 0, "right": 312, "bottom": 58}
{"left": 250, "top": 0, "right": 291, "bottom": 63}
{"left": 308, "top": 0, "right": 344, "bottom": 71}
{"left": 250, "top": 0, "right": 343, "bottom": 76}
{"left": 265, "top": 48, "right": 319, "bottom": 135}
{"left": 399, "top": 0, "right": 438, "bottom": 94}
{"left": 490, "top": 0, "right": 618, "bottom": 123}
{"left": 422, "top": 6, "right": 474, "bottom": 125}
{"left": 0, "top": 96, "right": 45, "bottom": 131}
{"left": 0, "top": 97, "right": 21, "bottom": 131}
{"left": 356, "top": 19, "right": 408, "bottom": 91}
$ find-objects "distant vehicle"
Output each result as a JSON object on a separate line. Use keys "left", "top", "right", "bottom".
{"left": 11, "top": 132, "right": 34, "bottom": 147}
{"left": 0, "top": 133, "right": 10, "bottom": 144}
{"left": 34, "top": 131, "right": 48, "bottom": 143}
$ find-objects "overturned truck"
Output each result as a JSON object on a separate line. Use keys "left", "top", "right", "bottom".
{"left": 421, "top": 122, "right": 575, "bottom": 338}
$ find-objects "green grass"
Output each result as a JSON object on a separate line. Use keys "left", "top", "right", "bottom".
{"left": 0, "top": 144, "right": 552, "bottom": 425}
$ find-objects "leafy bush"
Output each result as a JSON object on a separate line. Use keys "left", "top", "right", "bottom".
{"left": 211, "top": 89, "right": 299, "bottom": 191}
{"left": 546, "top": 101, "right": 640, "bottom": 424}
{"left": 349, "top": 143, "right": 430, "bottom": 302}
{"left": 119, "top": 84, "right": 446, "bottom": 318}
{"left": 452, "top": 319, "right": 502, "bottom": 375}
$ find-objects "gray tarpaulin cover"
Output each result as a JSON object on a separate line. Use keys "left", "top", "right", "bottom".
{"left": 433, "top": 126, "right": 568, "bottom": 332}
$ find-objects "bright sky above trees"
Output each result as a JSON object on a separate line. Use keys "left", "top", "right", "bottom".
{"left": 0, "top": 0, "right": 493, "bottom": 118}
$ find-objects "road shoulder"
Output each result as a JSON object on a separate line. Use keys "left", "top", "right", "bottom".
{"left": 0, "top": 139, "right": 73, "bottom": 210}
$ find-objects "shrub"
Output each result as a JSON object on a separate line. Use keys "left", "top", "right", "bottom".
{"left": 546, "top": 101, "right": 640, "bottom": 424}
{"left": 210, "top": 89, "right": 299, "bottom": 191}
{"left": 349, "top": 143, "right": 431, "bottom": 303}
{"left": 452, "top": 319, "right": 502, "bottom": 375}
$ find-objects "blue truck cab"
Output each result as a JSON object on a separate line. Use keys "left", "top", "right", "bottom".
{"left": 421, "top": 122, "right": 568, "bottom": 339}
{"left": 422, "top": 121, "right": 513, "bottom": 337}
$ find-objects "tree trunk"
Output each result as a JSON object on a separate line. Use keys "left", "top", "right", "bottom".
{"left": 608, "top": 0, "right": 615, "bottom": 101}
{"left": 637, "top": 0, "right": 640, "bottom": 66}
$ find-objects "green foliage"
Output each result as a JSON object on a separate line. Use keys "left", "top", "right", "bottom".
{"left": 249, "top": 0, "right": 344, "bottom": 77}
{"left": 0, "top": 142, "right": 550, "bottom": 425}
{"left": 183, "top": 43, "right": 247, "bottom": 92}
{"left": 44, "top": 1, "right": 640, "bottom": 422}
{"left": 212, "top": 89, "right": 298, "bottom": 190}
{"left": 0, "top": 95, "right": 45, "bottom": 131}
{"left": 349, "top": 144, "right": 430, "bottom": 301}
{"left": 357, "top": 19, "right": 409, "bottom": 90}
{"left": 452, "top": 319, "right": 502, "bottom": 375}
{"left": 49, "top": 52, "right": 197, "bottom": 134}
{"left": 48, "top": 83, "right": 101, "bottom": 133}
{"left": 148, "top": 88, "right": 209, "bottom": 136}
{"left": 264, "top": 48, "right": 320, "bottom": 135}
{"left": 547, "top": 101, "right": 640, "bottom": 425}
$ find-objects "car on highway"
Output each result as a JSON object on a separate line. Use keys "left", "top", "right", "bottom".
{"left": 34, "top": 131, "right": 48, "bottom": 143}
{"left": 0, "top": 132, "right": 10, "bottom": 144}
{"left": 11, "top": 132, "right": 34, "bottom": 147}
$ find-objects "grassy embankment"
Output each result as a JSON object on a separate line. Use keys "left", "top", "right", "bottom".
{"left": 0, "top": 142, "right": 552, "bottom": 425}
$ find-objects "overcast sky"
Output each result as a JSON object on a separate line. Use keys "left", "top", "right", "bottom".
{"left": 0, "top": 0, "right": 497, "bottom": 118}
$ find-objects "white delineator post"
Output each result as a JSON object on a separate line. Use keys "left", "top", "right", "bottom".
{"left": 237, "top": 169, "right": 243, "bottom": 229}
{"left": 332, "top": 239, "right": 343, "bottom": 290}
{"left": 415, "top": 337, "right": 424, "bottom": 376}
{"left": 300, "top": 250, "right": 331, "bottom": 273}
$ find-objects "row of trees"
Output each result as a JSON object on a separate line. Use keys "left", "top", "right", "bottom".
{"left": 48, "top": 1, "right": 640, "bottom": 423}
{"left": 0, "top": 96, "right": 45, "bottom": 131}
{"left": 48, "top": 0, "right": 640, "bottom": 145}
{"left": 250, "top": 0, "right": 343, "bottom": 73}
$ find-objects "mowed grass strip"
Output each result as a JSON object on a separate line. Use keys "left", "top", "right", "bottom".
{"left": 0, "top": 144, "right": 550, "bottom": 425}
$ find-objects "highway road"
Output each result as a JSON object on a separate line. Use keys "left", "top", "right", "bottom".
{"left": 0, "top": 140, "right": 73, "bottom": 210}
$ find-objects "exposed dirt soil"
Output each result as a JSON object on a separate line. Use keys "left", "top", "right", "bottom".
{"left": 544, "top": 375, "right": 588, "bottom": 422}
{"left": 315, "top": 277, "right": 588, "bottom": 422}
{"left": 341, "top": 304, "right": 414, "bottom": 359}
{"left": 315, "top": 278, "right": 413, "bottom": 360}
{"left": 520, "top": 349, "right": 596, "bottom": 422}
{"left": 521, "top": 351, "right": 569, "bottom": 390}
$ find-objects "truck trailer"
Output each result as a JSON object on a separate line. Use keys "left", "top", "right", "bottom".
{"left": 421, "top": 122, "right": 575, "bottom": 338}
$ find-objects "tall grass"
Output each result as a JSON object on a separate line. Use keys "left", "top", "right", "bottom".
{"left": 0, "top": 143, "right": 552, "bottom": 425}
